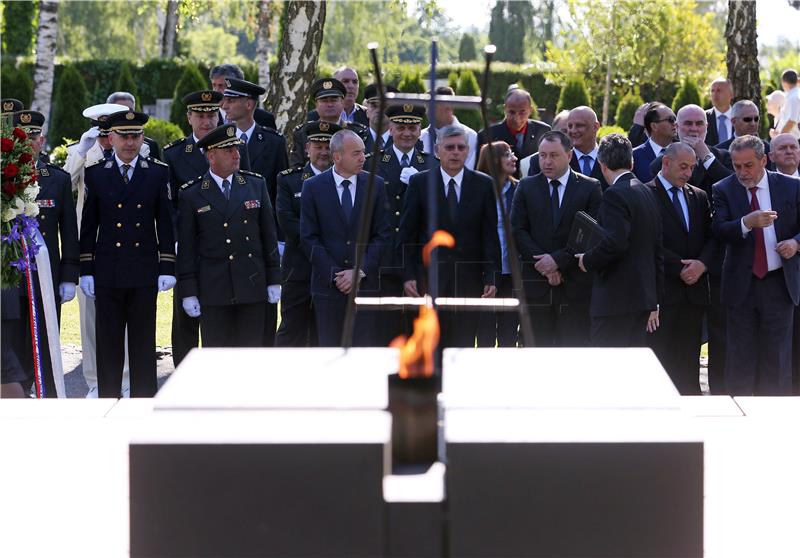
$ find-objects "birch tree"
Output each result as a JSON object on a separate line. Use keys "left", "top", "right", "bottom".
{"left": 256, "top": 0, "right": 278, "bottom": 91}
{"left": 31, "top": 0, "right": 59, "bottom": 136}
{"left": 725, "top": 0, "right": 760, "bottom": 105}
{"left": 160, "top": 0, "right": 180, "bottom": 58}
{"left": 266, "top": 0, "right": 326, "bottom": 140}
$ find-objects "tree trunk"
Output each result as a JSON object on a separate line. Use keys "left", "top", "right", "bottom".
{"left": 161, "top": 0, "right": 179, "bottom": 58}
{"left": 267, "top": 0, "right": 326, "bottom": 142}
{"left": 256, "top": 0, "right": 274, "bottom": 92}
{"left": 31, "top": 0, "right": 59, "bottom": 136}
{"left": 725, "top": 0, "right": 760, "bottom": 106}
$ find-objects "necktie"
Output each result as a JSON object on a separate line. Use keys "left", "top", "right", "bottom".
{"left": 717, "top": 114, "right": 729, "bottom": 143}
{"left": 238, "top": 132, "right": 251, "bottom": 170}
{"left": 341, "top": 179, "right": 353, "bottom": 221}
{"left": 401, "top": 153, "right": 410, "bottom": 168}
{"left": 103, "top": 148, "right": 113, "bottom": 159}
{"left": 749, "top": 187, "right": 768, "bottom": 279}
{"left": 504, "top": 184, "right": 515, "bottom": 216}
{"left": 580, "top": 155, "right": 593, "bottom": 176}
{"left": 669, "top": 186, "right": 688, "bottom": 231}
{"left": 550, "top": 179, "right": 561, "bottom": 224}
{"left": 221, "top": 178, "right": 230, "bottom": 201}
{"left": 515, "top": 132, "right": 524, "bottom": 152}
{"left": 447, "top": 178, "right": 459, "bottom": 223}
{"left": 659, "top": 147, "right": 666, "bottom": 156}
{"left": 121, "top": 163, "right": 131, "bottom": 184}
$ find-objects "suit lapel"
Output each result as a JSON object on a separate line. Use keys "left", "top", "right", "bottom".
{"left": 556, "top": 171, "right": 580, "bottom": 230}
{"left": 732, "top": 176, "right": 752, "bottom": 218}
{"left": 247, "top": 127, "right": 268, "bottom": 165}
{"left": 187, "top": 137, "right": 208, "bottom": 177}
{"left": 324, "top": 171, "right": 349, "bottom": 228}
{"left": 654, "top": 180, "right": 688, "bottom": 234}
{"left": 225, "top": 173, "right": 249, "bottom": 220}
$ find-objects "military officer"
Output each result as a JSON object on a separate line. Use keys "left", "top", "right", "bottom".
{"left": 162, "top": 90, "right": 223, "bottom": 367}
{"left": 371, "top": 104, "right": 434, "bottom": 344}
{"left": 275, "top": 121, "right": 342, "bottom": 347}
{"left": 13, "top": 110, "right": 79, "bottom": 396}
{"left": 221, "top": 78, "right": 288, "bottom": 346}
{"left": 362, "top": 83, "right": 396, "bottom": 152}
{"left": 79, "top": 110, "right": 176, "bottom": 398}
{"left": 290, "top": 77, "right": 370, "bottom": 167}
{"left": 178, "top": 124, "right": 282, "bottom": 347}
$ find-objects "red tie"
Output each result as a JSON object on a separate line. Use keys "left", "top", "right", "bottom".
{"left": 749, "top": 187, "right": 768, "bottom": 279}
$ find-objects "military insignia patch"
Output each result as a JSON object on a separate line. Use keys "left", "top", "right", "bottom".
{"left": 319, "top": 122, "right": 330, "bottom": 131}
{"left": 323, "top": 81, "right": 333, "bottom": 89}
{"left": 197, "top": 205, "right": 211, "bottom": 213}
{"left": 226, "top": 127, "right": 235, "bottom": 137}
{"left": 236, "top": 175, "right": 246, "bottom": 184}
{"left": 98, "top": 115, "right": 108, "bottom": 122}
{"left": 302, "top": 173, "right": 311, "bottom": 180}
{"left": 20, "top": 113, "right": 32, "bottom": 123}
{"left": 126, "top": 112, "right": 135, "bottom": 120}
{"left": 201, "top": 92, "right": 212, "bottom": 102}
{"left": 140, "top": 160, "right": 149, "bottom": 168}
{"left": 417, "top": 155, "right": 425, "bottom": 164}
{"left": 257, "top": 133, "right": 263, "bottom": 141}
{"left": 104, "top": 161, "right": 113, "bottom": 169}
{"left": 39, "top": 168, "right": 50, "bottom": 176}
{"left": 185, "top": 144, "right": 193, "bottom": 153}
{"left": 2, "top": 101, "right": 12, "bottom": 111}
{"left": 382, "top": 154, "right": 391, "bottom": 162}
{"left": 294, "top": 192, "right": 302, "bottom": 198}
{"left": 403, "top": 104, "right": 413, "bottom": 113}
{"left": 202, "top": 180, "right": 210, "bottom": 189}
{"left": 166, "top": 181, "right": 172, "bottom": 200}
{"left": 244, "top": 200, "right": 261, "bottom": 209}
{"left": 37, "top": 199, "right": 55, "bottom": 208}
{"left": 225, "top": 79, "right": 231, "bottom": 88}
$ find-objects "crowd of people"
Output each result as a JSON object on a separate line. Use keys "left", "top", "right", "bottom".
{"left": 1, "top": 64, "right": 799, "bottom": 399}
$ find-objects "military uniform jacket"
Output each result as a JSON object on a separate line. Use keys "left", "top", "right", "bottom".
{"left": 79, "top": 156, "right": 175, "bottom": 288}
{"left": 35, "top": 160, "right": 80, "bottom": 290}
{"left": 240, "top": 125, "right": 288, "bottom": 217}
{"left": 276, "top": 164, "right": 315, "bottom": 283}
{"left": 162, "top": 135, "right": 209, "bottom": 212}
{"left": 178, "top": 171, "right": 281, "bottom": 306}
{"left": 375, "top": 142, "right": 434, "bottom": 272}
{"left": 290, "top": 120, "right": 369, "bottom": 167}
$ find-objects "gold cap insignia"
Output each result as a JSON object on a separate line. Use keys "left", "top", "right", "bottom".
{"left": 2, "top": 101, "right": 12, "bottom": 111}
{"left": 319, "top": 122, "right": 330, "bottom": 131}
{"left": 20, "top": 113, "right": 32, "bottom": 123}
{"left": 126, "top": 112, "right": 135, "bottom": 120}
{"left": 225, "top": 79, "right": 231, "bottom": 88}
{"left": 323, "top": 81, "right": 333, "bottom": 90}
{"left": 98, "top": 115, "right": 108, "bottom": 122}
{"left": 201, "top": 92, "right": 212, "bottom": 102}
{"left": 403, "top": 104, "right": 413, "bottom": 113}
{"left": 226, "top": 127, "right": 235, "bottom": 137}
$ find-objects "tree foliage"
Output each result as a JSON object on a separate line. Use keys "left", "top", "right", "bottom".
{"left": 143, "top": 117, "right": 184, "bottom": 148}
{"left": 458, "top": 33, "right": 477, "bottom": 62}
{"left": 556, "top": 76, "right": 592, "bottom": 112}
{"left": 0, "top": 65, "right": 33, "bottom": 107}
{"left": 671, "top": 77, "right": 702, "bottom": 112}
{"left": 615, "top": 92, "right": 643, "bottom": 130}
{"left": 455, "top": 69, "right": 482, "bottom": 131}
{"left": 50, "top": 65, "right": 89, "bottom": 145}
{"left": 169, "top": 63, "right": 207, "bottom": 134}
{"left": 115, "top": 63, "right": 139, "bottom": 108}
{"left": 398, "top": 71, "right": 426, "bottom": 93}
{"left": 1, "top": 0, "right": 37, "bottom": 57}
{"left": 488, "top": 0, "right": 532, "bottom": 64}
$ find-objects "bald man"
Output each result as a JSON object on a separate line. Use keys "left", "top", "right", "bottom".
{"left": 705, "top": 78, "right": 734, "bottom": 145}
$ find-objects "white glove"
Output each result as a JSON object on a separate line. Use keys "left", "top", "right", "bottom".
{"left": 79, "top": 275, "right": 95, "bottom": 299}
{"left": 59, "top": 282, "right": 76, "bottom": 303}
{"left": 267, "top": 284, "right": 281, "bottom": 304}
{"left": 158, "top": 275, "right": 177, "bottom": 291}
{"left": 182, "top": 296, "right": 201, "bottom": 317}
{"left": 77, "top": 127, "right": 100, "bottom": 157}
{"left": 399, "top": 166, "right": 420, "bottom": 185}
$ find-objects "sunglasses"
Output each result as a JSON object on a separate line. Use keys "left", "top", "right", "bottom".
{"left": 740, "top": 116, "right": 760, "bottom": 123}
{"left": 442, "top": 144, "right": 468, "bottom": 152}
{"left": 654, "top": 116, "right": 677, "bottom": 124}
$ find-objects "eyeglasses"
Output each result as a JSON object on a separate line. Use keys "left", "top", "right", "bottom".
{"left": 741, "top": 116, "right": 760, "bottom": 123}
{"left": 653, "top": 116, "right": 677, "bottom": 124}
{"left": 442, "top": 144, "right": 468, "bottom": 152}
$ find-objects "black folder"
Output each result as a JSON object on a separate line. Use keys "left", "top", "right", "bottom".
{"left": 567, "top": 211, "right": 604, "bottom": 253}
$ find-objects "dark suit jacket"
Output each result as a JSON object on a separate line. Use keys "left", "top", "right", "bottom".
{"left": 276, "top": 164, "right": 314, "bottom": 283}
{"left": 646, "top": 177, "right": 715, "bottom": 306}
{"left": 308, "top": 104, "right": 369, "bottom": 128}
{"left": 35, "top": 161, "right": 79, "bottom": 290}
{"left": 163, "top": 135, "right": 209, "bottom": 203}
{"left": 300, "top": 169, "right": 390, "bottom": 297}
{"left": 218, "top": 108, "right": 277, "bottom": 131}
{"left": 716, "top": 136, "right": 774, "bottom": 171}
{"left": 177, "top": 171, "right": 281, "bottom": 305}
{"left": 398, "top": 167, "right": 500, "bottom": 296}
{"left": 632, "top": 141, "right": 663, "bottom": 184}
{"left": 628, "top": 123, "right": 647, "bottom": 148}
{"left": 512, "top": 169, "right": 603, "bottom": 305}
{"left": 705, "top": 108, "right": 729, "bottom": 146}
{"left": 478, "top": 119, "right": 551, "bottom": 169}
{"left": 290, "top": 121, "right": 369, "bottom": 167}
{"left": 582, "top": 172, "right": 664, "bottom": 317}
{"left": 711, "top": 171, "right": 800, "bottom": 306}
{"left": 650, "top": 145, "right": 733, "bottom": 198}
{"left": 527, "top": 150, "right": 609, "bottom": 190}
{"left": 144, "top": 137, "right": 161, "bottom": 161}
{"left": 80, "top": 157, "right": 175, "bottom": 288}
{"left": 240, "top": 125, "right": 289, "bottom": 212}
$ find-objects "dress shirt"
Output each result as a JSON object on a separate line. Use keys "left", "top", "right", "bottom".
{"left": 573, "top": 146, "right": 599, "bottom": 175}
{"left": 115, "top": 154, "right": 138, "bottom": 182}
{"left": 309, "top": 163, "right": 325, "bottom": 176}
{"left": 739, "top": 171, "right": 782, "bottom": 271}
{"left": 657, "top": 172, "right": 689, "bottom": 229}
{"left": 440, "top": 167, "right": 464, "bottom": 201}
{"left": 648, "top": 138, "right": 667, "bottom": 157}
{"left": 236, "top": 121, "right": 257, "bottom": 144}
{"left": 192, "top": 133, "right": 204, "bottom": 153}
{"left": 420, "top": 115, "right": 478, "bottom": 169}
{"left": 392, "top": 145, "right": 414, "bottom": 165}
{"left": 209, "top": 170, "right": 234, "bottom": 196}
{"left": 495, "top": 180, "right": 514, "bottom": 274}
{"left": 341, "top": 105, "right": 358, "bottom": 123}
{"left": 369, "top": 127, "right": 391, "bottom": 147}
{"left": 332, "top": 166, "right": 356, "bottom": 204}
{"left": 713, "top": 107, "right": 733, "bottom": 140}
{"left": 548, "top": 167, "right": 571, "bottom": 206}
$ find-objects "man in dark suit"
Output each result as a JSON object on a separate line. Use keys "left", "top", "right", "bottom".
{"left": 526, "top": 107, "right": 609, "bottom": 190}
{"left": 478, "top": 88, "right": 550, "bottom": 174}
{"left": 291, "top": 78, "right": 370, "bottom": 167}
{"left": 627, "top": 102, "right": 658, "bottom": 148}
{"left": 178, "top": 124, "right": 282, "bottom": 348}
{"left": 301, "top": 129, "right": 390, "bottom": 346}
{"left": 275, "top": 121, "right": 342, "bottom": 347}
{"left": 705, "top": 78, "right": 734, "bottom": 146}
{"left": 162, "top": 89, "right": 222, "bottom": 367}
{"left": 646, "top": 143, "right": 716, "bottom": 394}
{"left": 374, "top": 104, "right": 435, "bottom": 345}
{"left": 307, "top": 67, "right": 369, "bottom": 127}
{"left": 79, "top": 110, "right": 176, "bottom": 398}
{"left": 712, "top": 135, "right": 800, "bottom": 395}
{"left": 512, "top": 130, "right": 603, "bottom": 347}
{"left": 13, "top": 110, "right": 79, "bottom": 397}
{"left": 362, "top": 83, "right": 397, "bottom": 153}
{"left": 221, "top": 77, "right": 288, "bottom": 347}
{"left": 577, "top": 134, "right": 664, "bottom": 347}
{"left": 632, "top": 103, "right": 676, "bottom": 183}
{"left": 716, "top": 100, "right": 772, "bottom": 167}
{"left": 399, "top": 125, "right": 500, "bottom": 348}
{"left": 209, "top": 63, "right": 276, "bottom": 129}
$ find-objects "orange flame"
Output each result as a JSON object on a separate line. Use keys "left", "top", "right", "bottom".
{"left": 390, "top": 230, "right": 453, "bottom": 379}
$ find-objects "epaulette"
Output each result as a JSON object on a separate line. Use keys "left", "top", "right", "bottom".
{"left": 280, "top": 165, "right": 304, "bottom": 176}
{"left": 257, "top": 125, "right": 283, "bottom": 137}
{"left": 85, "top": 158, "right": 106, "bottom": 169}
{"left": 294, "top": 120, "right": 315, "bottom": 131}
{"left": 147, "top": 156, "right": 169, "bottom": 167}
{"left": 347, "top": 121, "right": 368, "bottom": 133}
{"left": 365, "top": 152, "right": 374, "bottom": 160}
{"left": 180, "top": 177, "right": 200, "bottom": 190}
{"left": 163, "top": 136, "right": 187, "bottom": 151}
{"left": 66, "top": 140, "right": 79, "bottom": 148}
{"left": 240, "top": 169, "right": 264, "bottom": 178}
{"left": 44, "top": 163, "right": 69, "bottom": 177}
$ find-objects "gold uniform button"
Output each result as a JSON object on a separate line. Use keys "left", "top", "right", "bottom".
{"left": 223, "top": 223, "right": 228, "bottom": 228}
{"left": 117, "top": 203, "right": 123, "bottom": 209}
{"left": 229, "top": 254, "right": 234, "bottom": 260}
{"left": 40, "top": 214, "right": 45, "bottom": 220}
{"left": 116, "top": 242, "right": 121, "bottom": 247}
{"left": 243, "top": 219, "right": 248, "bottom": 224}
{"left": 116, "top": 222, "right": 122, "bottom": 228}
{"left": 42, "top": 232, "right": 47, "bottom": 237}
{"left": 395, "top": 227, "right": 400, "bottom": 232}
{"left": 135, "top": 222, "right": 141, "bottom": 228}
{"left": 226, "top": 239, "right": 231, "bottom": 244}
{"left": 245, "top": 236, "right": 249, "bottom": 241}
{"left": 134, "top": 242, "right": 140, "bottom": 247}
{"left": 395, "top": 211, "right": 400, "bottom": 216}
{"left": 248, "top": 253, "right": 253, "bottom": 258}
{"left": 396, "top": 195, "right": 401, "bottom": 200}
{"left": 137, "top": 204, "right": 142, "bottom": 209}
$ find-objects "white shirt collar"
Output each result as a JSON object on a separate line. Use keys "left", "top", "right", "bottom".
{"left": 750, "top": 170, "right": 769, "bottom": 191}
{"left": 549, "top": 167, "right": 571, "bottom": 188}
{"left": 310, "top": 163, "right": 325, "bottom": 175}
{"left": 648, "top": 137, "right": 668, "bottom": 155}
{"left": 440, "top": 167, "right": 465, "bottom": 187}
{"left": 115, "top": 154, "right": 138, "bottom": 170}
{"left": 714, "top": 107, "right": 733, "bottom": 119}
{"left": 612, "top": 171, "right": 633, "bottom": 185}
{"left": 237, "top": 121, "right": 257, "bottom": 142}
{"left": 208, "top": 170, "right": 234, "bottom": 190}
{"left": 332, "top": 166, "right": 357, "bottom": 187}
{"left": 657, "top": 171, "right": 679, "bottom": 192}
{"left": 392, "top": 144, "right": 414, "bottom": 163}
{"left": 573, "top": 145, "right": 598, "bottom": 159}
{"left": 435, "top": 114, "right": 460, "bottom": 133}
